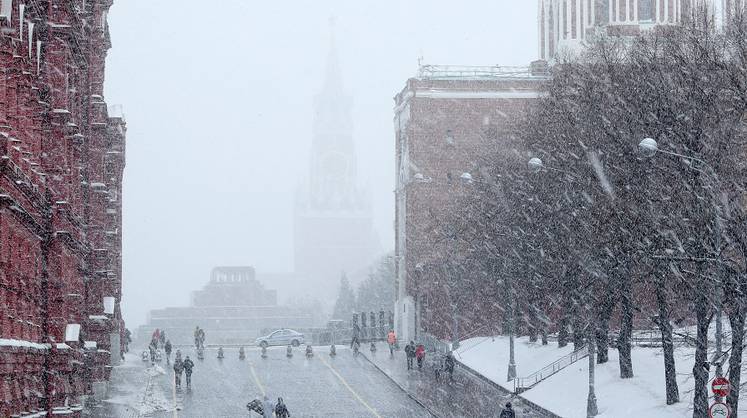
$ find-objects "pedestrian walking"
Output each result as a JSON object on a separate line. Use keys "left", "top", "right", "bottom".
{"left": 194, "top": 326, "right": 201, "bottom": 348}
{"left": 275, "top": 397, "right": 290, "bottom": 417}
{"left": 405, "top": 341, "right": 416, "bottom": 370}
{"left": 415, "top": 344, "right": 426, "bottom": 370}
{"left": 164, "top": 340, "right": 172, "bottom": 364}
{"left": 444, "top": 351, "right": 455, "bottom": 381}
{"left": 183, "top": 356, "right": 195, "bottom": 389}
{"left": 262, "top": 395, "right": 274, "bottom": 418}
{"left": 148, "top": 342, "right": 157, "bottom": 364}
{"left": 500, "top": 402, "right": 516, "bottom": 418}
{"left": 173, "top": 357, "right": 184, "bottom": 388}
{"left": 198, "top": 328, "right": 206, "bottom": 349}
{"left": 387, "top": 330, "right": 397, "bottom": 356}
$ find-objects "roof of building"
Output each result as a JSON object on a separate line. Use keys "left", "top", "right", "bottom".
{"left": 416, "top": 64, "right": 548, "bottom": 81}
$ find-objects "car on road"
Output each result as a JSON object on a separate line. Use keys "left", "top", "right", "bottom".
{"left": 255, "top": 329, "right": 305, "bottom": 348}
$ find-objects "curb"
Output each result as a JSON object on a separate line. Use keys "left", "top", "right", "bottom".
{"left": 360, "top": 353, "right": 440, "bottom": 418}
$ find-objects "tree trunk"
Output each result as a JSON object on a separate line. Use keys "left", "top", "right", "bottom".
{"left": 692, "top": 292, "right": 711, "bottom": 418}
{"left": 595, "top": 320, "right": 609, "bottom": 364}
{"left": 618, "top": 278, "right": 634, "bottom": 378}
{"left": 573, "top": 293, "right": 585, "bottom": 351}
{"left": 529, "top": 328, "right": 538, "bottom": 343}
{"left": 596, "top": 288, "right": 615, "bottom": 364}
{"left": 573, "top": 316, "right": 586, "bottom": 351}
{"left": 727, "top": 302, "right": 745, "bottom": 417}
{"left": 655, "top": 276, "right": 679, "bottom": 405}
{"left": 541, "top": 327, "right": 548, "bottom": 345}
{"left": 558, "top": 313, "right": 569, "bottom": 348}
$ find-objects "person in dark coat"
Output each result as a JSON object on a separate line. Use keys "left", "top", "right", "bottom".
{"left": 444, "top": 351, "right": 455, "bottom": 380}
{"left": 198, "top": 328, "right": 206, "bottom": 349}
{"left": 148, "top": 342, "right": 157, "bottom": 364}
{"left": 164, "top": 340, "right": 172, "bottom": 364}
{"left": 404, "top": 341, "right": 416, "bottom": 370}
{"left": 500, "top": 402, "right": 515, "bottom": 418}
{"left": 275, "top": 397, "right": 290, "bottom": 417}
{"left": 173, "top": 357, "right": 184, "bottom": 387}
{"left": 183, "top": 356, "right": 195, "bottom": 388}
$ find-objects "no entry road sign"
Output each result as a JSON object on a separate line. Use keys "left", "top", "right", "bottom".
{"left": 712, "top": 377, "right": 731, "bottom": 397}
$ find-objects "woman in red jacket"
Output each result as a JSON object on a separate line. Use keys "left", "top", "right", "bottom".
{"left": 415, "top": 344, "right": 426, "bottom": 370}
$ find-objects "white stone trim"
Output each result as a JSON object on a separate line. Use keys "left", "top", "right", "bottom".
{"left": 414, "top": 90, "right": 544, "bottom": 100}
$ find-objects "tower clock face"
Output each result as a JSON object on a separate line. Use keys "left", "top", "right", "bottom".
{"left": 322, "top": 152, "right": 349, "bottom": 178}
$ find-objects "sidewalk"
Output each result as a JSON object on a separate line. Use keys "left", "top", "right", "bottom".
{"left": 362, "top": 347, "right": 558, "bottom": 418}
{"left": 83, "top": 353, "right": 174, "bottom": 418}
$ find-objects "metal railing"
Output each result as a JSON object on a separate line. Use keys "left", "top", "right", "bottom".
{"left": 419, "top": 332, "right": 451, "bottom": 355}
{"left": 513, "top": 344, "right": 589, "bottom": 393}
{"left": 417, "top": 64, "right": 536, "bottom": 80}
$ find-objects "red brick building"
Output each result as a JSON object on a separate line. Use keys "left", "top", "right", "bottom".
{"left": 0, "top": 0, "right": 125, "bottom": 416}
{"left": 393, "top": 65, "right": 548, "bottom": 343}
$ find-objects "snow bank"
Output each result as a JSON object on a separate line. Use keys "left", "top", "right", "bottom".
{"left": 457, "top": 333, "right": 747, "bottom": 417}
{"left": 523, "top": 347, "right": 697, "bottom": 417}
{"left": 455, "top": 336, "right": 574, "bottom": 390}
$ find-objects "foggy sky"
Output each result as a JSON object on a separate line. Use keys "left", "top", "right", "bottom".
{"left": 104, "top": 0, "right": 537, "bottom": 327}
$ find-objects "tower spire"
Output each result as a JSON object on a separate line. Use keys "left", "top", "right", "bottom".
{"left": 323, "top": 15, "right": 343, "bottom": 94}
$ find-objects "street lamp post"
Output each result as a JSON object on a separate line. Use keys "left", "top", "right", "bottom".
{"left": 528, "top": 156, "right": 598, "bottom": 416}
{"left": 507, "top": 289, "right": 517, "bottom": 381}
{"left": 587, "top": 331, "right": 598, "bottom": 417}
{"left": 638, "top": 138, "right": 725, "bottom": 379}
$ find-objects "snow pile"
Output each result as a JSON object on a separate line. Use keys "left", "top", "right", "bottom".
{"left": 139, "top": 383, "right": 174, "bottom": 416}
{"left": 454, "top": 336, "right": 574, "bottom": 387}
{"left": 146, "top": 364, "right": 166, "bottom": 377}
{"left": 457, "top": 335, "right": 746, "bottom": 417}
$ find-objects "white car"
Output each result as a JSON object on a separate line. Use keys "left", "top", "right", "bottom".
{"left": 255, "top": 329, "right": 305, "bottom": 348}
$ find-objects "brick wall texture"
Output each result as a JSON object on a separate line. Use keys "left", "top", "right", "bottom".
{"left": 0, "top": 1, "right": 125, "bottom": 416}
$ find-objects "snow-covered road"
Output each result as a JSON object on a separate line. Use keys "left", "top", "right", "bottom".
{"left": 93, "top": 346, "right": 432, "bottom": 417}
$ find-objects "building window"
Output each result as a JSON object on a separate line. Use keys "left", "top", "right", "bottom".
{"left": 639, "top": 0, "right": 655, "bottom": 21}
{"left": 595, "top": 0, "right": 609, "bottom": 25}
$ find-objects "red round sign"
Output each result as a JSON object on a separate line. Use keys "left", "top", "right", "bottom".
{"left": 712, "top": 377, "right": 731, "bottom": 397}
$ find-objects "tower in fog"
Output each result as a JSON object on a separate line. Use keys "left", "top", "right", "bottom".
{"left": 294, "top": 26, "right": 378, "bottom": 296}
